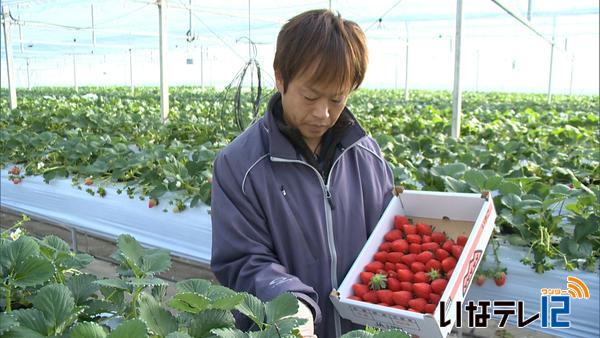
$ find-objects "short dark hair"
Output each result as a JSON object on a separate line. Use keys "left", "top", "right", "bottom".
{"left": 273, "top": 9, "right": 368, "bottom": 94}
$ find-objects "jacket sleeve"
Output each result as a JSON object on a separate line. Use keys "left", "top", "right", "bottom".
{"left": 210, "top": 152, "right": 322, "bottom": 323}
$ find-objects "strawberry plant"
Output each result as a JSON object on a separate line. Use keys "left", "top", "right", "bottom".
{"left": 1, "top": 216, "right": 408, "bottom": 337}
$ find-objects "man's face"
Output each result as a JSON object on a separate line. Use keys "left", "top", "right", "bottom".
{"left": 276, "top": 71, "right": 349, "bottom": 151}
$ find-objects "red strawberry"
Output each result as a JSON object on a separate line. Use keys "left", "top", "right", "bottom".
{"left": 360, "top": 271, "right": 374, "bottom": 285}
{"left": 365, "top": 261, "right": 385, "bottom": 273}
{"left": 388, "top": 277, "right": 402, "bottom": 291}
{"left": 411, "top": 262, "right": 425, "bottom": 273}
{"left": 413, "top": 271, "right": 429, "bottom": 283}
{"left": 421, "top": 242, "right": 439, "bottom": 252}
{"left": 431, "top": 231, "right": 446, "bottom": 243}
{"left": 416, "top": 223, "right": 432, "bottom": 236}
{"left": 422, "top": 235, "right": 432, "bottom": 243}
{"left": 456, "top": 234, "right": 468, "bottom": 246}
{"left": 402, "top": 223, "right": 417, "bottom": 235}
{"left": 374, "top": 251, "right": 388, "bottom": 263}
{"left": 400, "top": 282, "right": 413, "bottom": 292}
{"left": 12, "top": 177, "right": 22, "bottom": 184}
{"left": 446, "top": 268, "right": 455, "bottom": 279}
{"left": 395, "top": 263, "right": 409, "bottom": 270}
{"left": 385, "top": 262, "right": 396, "bottom": 272}
{"left": 363, "top": 291, "right": 379, "bottom": 303}
{"left": 426, "top": 269, "right": 441, "bottom": 282}
{"left": 392, "top": 290, "right": 412, "bottom": 307}
{"left": 387, "top": 252, "right": 404, "bottom": 264}
{"left": 408, "top": 298, "right": 428, "bottom": 313}
{"left": 394, "top": 215, "right": 410, "bottom": 229}
{"left": 391, "top": 239, "right": 409, "bottom": 253}
{"left": 400, "top": 253, "right": 416, "bottom": 265}
{"left": 413, "top": 283, "right": 431, "bottom": 299}
{"left": 408, "top": 243, "right": 422, "bottom": 254}
{"left": 441, "top": 257, "right": 457, "bottom": 272}
{"left": 387, "top": 270, "right": 397, "bottom": 279}
{"left": 352, "top": 284, "right": 369, "bottom": 298}
{"left": 429, "top": 293, "right": 441, "bottom": 304}
{"left": 442, "top": 239, "right": 455, "bottom": 252}
{"left": 476, "top": 274, "right": 486, "bottom": 286}
{"left": 384, "top": 229, "right": 403, "bottom": 242}
{"left": 148, "top": 198, "right": 159, "bottom": 208}
{"left": 377, "top": 290, "right": 394, "bottom": 305}
{"left": 424, "top": 303, "right": 436, "bottom": 314}
{"left": 396, "top": 269, "right": 414, "bottom": 283}
{"left": 435, "top": 248, "right": 450, "bottom": 261}
{"left": 494, "top": 272, "right": 507, "bottom": 286}
{"left": 84, "top": 177, "right": 93, "bottom": 185}
{"left": 348, "top": 295, "right": 361, "bottom": 301}
{"left": 451, "top": 245, "right": 463, "bottom": 259}
{"left": 406, "top": 234, "right": 422, "bottom": 244}
{"left": 9, "top": 166, "right": 20, "bottom": 175}
{"left": 416, "top": 251, "right": 434, "bottom": 264}
{"left": 425, "top": 259, "right": 442, "bottom": 273}
{"left": 392, "top": 305, "right": 406, "bottom": 310}
{"left": 430, "top": 278, "right": 448, "bottom": 294}
{"left": 369, "top": 274, "right": 388, "bottom": 290}
{"left": 379, "top": 242, "right": 392, "bottom": 252}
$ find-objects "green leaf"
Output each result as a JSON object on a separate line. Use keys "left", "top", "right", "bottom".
{"left": 65, "top": 273, "right": 100, "bottom": 305}
{"left": 501, "top": 194, "right": 522, "bottom": 210}
{"left": 116, "top": 234, "right": 144, "bottom": 273}
{"left": 265, "top": 293, "right": 298, "bottom": 324}
{"left": 519, "top": 199, "right": 543, "bottom": 211}
{"left": 187, "top": 309, "right": 236, "bottom": 338}
{"left": 1, "top": 326, "right": 47, "bottom": 338}
{"left": 235, "top": 293, "right": 265, "bottom": 327}
{"left": 211, "top": 327, "right": 249, "bottom": 338}
{"left": 340, "top": 331, "right": 374, "bottom": 338}
{"left": 107, "top": 319, "right": 148, "bottom": 338}
{"left": 70, "top": 322, "right": 107, "bottom": 338}
{"left": 141, "top": 249, "right": 171, "bottom": 274}
{"left": 0, "top": 312, "right": 19, "bottom": 335}
{"left": 499, "top": 182, "right": 522, "bottom": 196}
{"left": 267, "top": 317, "right": 306, "bottom": 336}
{"left": 94, "top": 278, "right": 131, "bottom": 291}
{"left": 166, "top": 332, "right": 194, "bottom": 338}
{"left": 128, "top": 277, "right": 168, "bottom": 288}
{"left": 443, "top": 176, "right": 470, "bottom": 192}
{"left": 169, "top": 292, "right": 211, "bottom": 314}
{"left": 32, "top": 284, "right": 78, "bottom": 335}
{"left": 138, "top": 293, "right": 178, "bottom": 336}
{"left": 41, "top": 235, "right": 71, "bottom": 253}
{"left": 7, "top": 236, "right": 40, "bottom": 267}
{"left": 11, "top": 308, "right": 48, "bottom": 335}
{"left": 464, "top": 170, "right": 487, "bottom": 191}
{"left": 176, "top": 279, "right": 211, "bottom": 294}
{"left": 573, "top": 214, "right": 599, "bottom": 242}
{"left": 12, "top": 256, "right": 55, "bottom": 288}
{"left": 210, "top": 293, "right": 245, "bottom": 311}
{"left": 375, "top": 331, "right": 411, "bottom": 338}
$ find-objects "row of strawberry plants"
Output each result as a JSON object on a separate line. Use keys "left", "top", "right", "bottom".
{"left": 1, "top": 88, "right": 598, "bottom": 273}
{"left": 1, "top": 216, "right": 406, "bottom": 337}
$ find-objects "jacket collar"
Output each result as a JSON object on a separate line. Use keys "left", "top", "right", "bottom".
{"left": 263, "top": 92, "right": 367, "bottom": 161}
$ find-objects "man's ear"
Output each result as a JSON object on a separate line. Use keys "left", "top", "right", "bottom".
{"left": 274, "top": 71, "right": 284, "bottom": 93}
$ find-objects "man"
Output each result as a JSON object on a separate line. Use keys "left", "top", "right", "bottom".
{"left": 211, "top": 9, "right": 394, "bottom": 337}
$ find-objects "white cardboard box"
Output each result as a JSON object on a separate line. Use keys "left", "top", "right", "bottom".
{"left": 331, "top": 190, "right": 497, "bottom": 338}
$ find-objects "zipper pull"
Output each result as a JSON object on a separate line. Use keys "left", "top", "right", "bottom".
{"left": 325, "top": 188, "right": 336, "bottom": 210}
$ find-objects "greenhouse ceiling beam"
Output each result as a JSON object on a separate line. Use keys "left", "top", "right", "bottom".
{"left": 489, "top": 0, "right": 553, "bottom": 46}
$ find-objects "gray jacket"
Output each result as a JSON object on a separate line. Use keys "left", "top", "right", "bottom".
{"left": 211, "top": 98, "right": 394, "bottom": 337}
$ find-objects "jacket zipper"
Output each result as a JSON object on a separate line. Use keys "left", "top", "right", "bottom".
{"left": 271, "top": 139, "right": 362, "bottom": 337}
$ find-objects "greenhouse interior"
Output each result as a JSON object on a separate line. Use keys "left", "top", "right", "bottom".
{"left": 1, "top": 0, "right": 598, "bottom": 337}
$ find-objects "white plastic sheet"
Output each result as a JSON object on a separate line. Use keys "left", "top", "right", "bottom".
{"left": 465, "top": 245, "right": 599, "bottom": 338}
{"left": 0, "top": 168, "right": 212, "bottom": 264}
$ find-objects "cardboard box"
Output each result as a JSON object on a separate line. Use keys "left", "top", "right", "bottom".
{"left": 331, "top": 190, "right": 497, "bottom": 338}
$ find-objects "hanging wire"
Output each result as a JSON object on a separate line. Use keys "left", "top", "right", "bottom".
{"left": 365, "top": 0, "right": 404, "bottom": 32}
{"left": 185, "top": 0, "right": 195, "bottom": 43}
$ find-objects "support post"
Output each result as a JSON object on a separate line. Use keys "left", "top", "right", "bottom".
{"left": 26, "top": 58, "right": 31, "bottom": 90}
{"left": 2, "top": 5, "right": 17, "bottom": 109}
{"left": 73, "top": 54, "right": 78, "bottom": 92}
{"left": 451, "top": 0, "right": 463, "bottom": 139}
{"left": 547, "top": 17, "right": 556, "bottom": 104}
{"left": 158, "top": 0, "right": 169, "bottom": 122}
{"left": 403, "top": 21, "right": 409, "bottom": 101}
{"left": 129, "top": 48, "right": 134, "bottom": 94}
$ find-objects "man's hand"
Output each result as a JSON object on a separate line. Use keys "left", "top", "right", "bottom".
{"left": 293, "top": 299, "right": 317, "bottom": 338}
